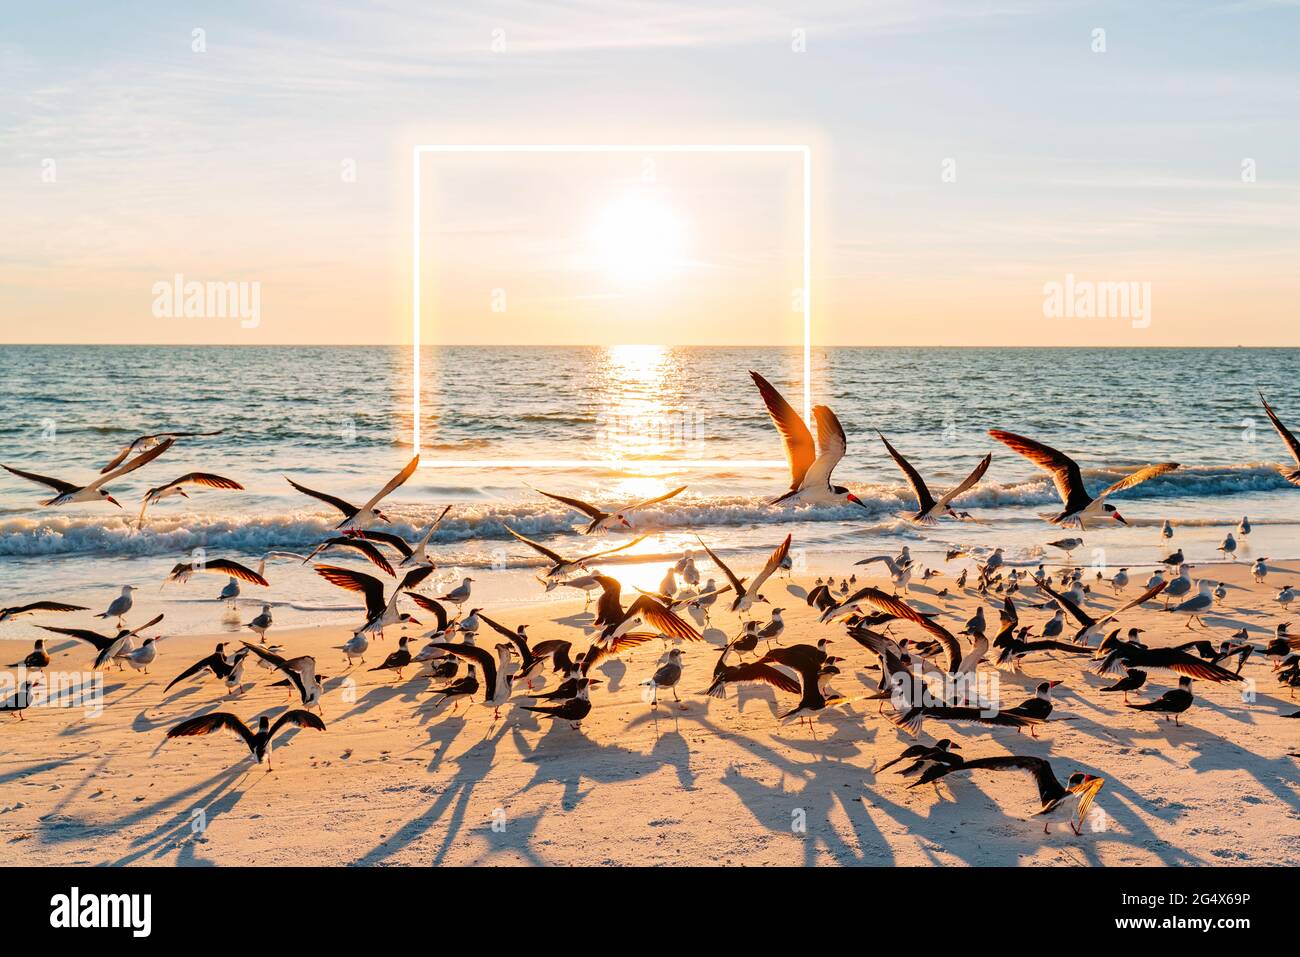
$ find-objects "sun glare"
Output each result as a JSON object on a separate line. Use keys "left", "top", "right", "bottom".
{"left": 589, "top": 192, "right": 686, "bottom": 283}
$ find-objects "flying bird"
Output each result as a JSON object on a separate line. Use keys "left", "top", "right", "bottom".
{"left": 505, "top": 527, "right": 647, "bottom": 580}
{"left": 166, "top": 710, "right": 325, "bottom": 767}
{"left": 877, "top": 432, "right": 991, "bottom": 524}
{"left": 536, "top": 485, "right": 687, "bottom": 534}
{"left": 98, "top": 429, "right": 223, "bottom": 473}
{"left": 695, "top": 534, "right": 791, "bottom": 615}
{"left": 1259, "top": 393, "right": 1300, "bottom": 486}
{"left": 3, "top": 438, "right": 175, "bottom": 508}
{"left": 285, "top": 455, "right": 419, "bottom": 535}
{"left": 137, "top": 472, "right": 244, "bottom": 526}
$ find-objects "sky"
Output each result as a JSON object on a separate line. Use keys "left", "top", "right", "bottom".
{"left": 2, "top": 0, "right": 1299, "bottom": 346}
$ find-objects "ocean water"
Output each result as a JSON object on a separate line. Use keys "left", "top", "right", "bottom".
{"left": 2, "top": 345, "right": 1298, "bottom": 635}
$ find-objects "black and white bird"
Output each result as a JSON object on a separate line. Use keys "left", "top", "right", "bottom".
{"left": 241, "top": 643, "right": 325, "bottom": 712}
{"left": 877, "top": 432, "right": 991, "bottom": 524}
{"left": 40, "top": 613, "right": 165, "bottom": 670}
{"left": 0, "top": 599, "right": 87, "bottom": 623}
{"left": 505, "top": 526, "right": 647, "bottom": 581}
{"left": 315, "top": 564, "right": 431, "bottom": 639}
{"left": 591, "top": 575, "right": 703, "bottom": 644}
{"left": 909, "top": 755, "right": 1105, "bottom": 835}
{"left": 877, "top": 739, "right": 963, "bottom": 776}
{"left": 521, "top": 678, "right": 601, "bottom": 728}
{"left": 988, "top": 429, "right": 1178, "bottom": 528}
{"left": 166, "top": 710, "right": 325, "bottom": 768}
{"left": 9, "top": 639, "right": 50, "bottom": 671}
{"left": 94, "top": 585, "right": 137, "bottom": 624}
{"left": 245, "top": 604, "right": 273, "bottom": 642}
{"left": 428, "top": 666, "right": 480, "bottom": 712}
{"left": 536, "top": 485, "right": 687, "bottom": 534}
{"left": 1260, "top": 393, "right": 1300, "bottom": 486}
{"left": 750, "top": 371, "right": 868, "bottom": 510}
{"left": 427, "top": 642, "right": 515, "bottom": 718}
{"left": 394, "top": 505, "right": 452, "bottom": 568}
{"left": 695, "top": 534, "right": 791, "bottom": 616}
{"left": 97, "top": 429, "right": 222, "bottom": 474}
{"left": 367, "top": 636, "right": 415, "bottom": 679}
{"left": 0, "top": 682, "right": 35, "bottom": 720}
{"left": 165, "top": 558, "right": 268, "bottom": 588}
{"left": 137, "top": 472, "right": 244, "bottom": 526}
{"left": 1127, "top": 676, "right": 1195, "bottom": 725}
{"left": 163, "top": 641, "right": 251, "bottom": 696}
{"left": 477, "top": 613, "right": 569, "bottom": 692}
{"left": 3, "top": 437, "right": 174, "bottom": 509}
{"left": 301, "top": 536, "right": 397, "bottom": 576}
{"left": 286, "top": 455, "right": 419, "bottom": 535}
{"left": 1039, "top": 579, "right": 1167, "bottom": 645}
{"left": 1098, "top": 668, "right": 1148, "bottom": 703}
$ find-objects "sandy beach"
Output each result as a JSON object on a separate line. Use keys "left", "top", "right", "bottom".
{"left": 3, "top": 556, "right": 1297, "bottom": 868}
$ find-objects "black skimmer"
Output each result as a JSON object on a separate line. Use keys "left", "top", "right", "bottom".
{"left": 406, "top": 593, "right": 452, "bottom": 639}
{"left": 9, "top": 639, "right": 50, "bottom": 671}
{"left": 878, "top": 739, "right": 963, "bottom": 776}
{"left": 758, "top": 645, "right": 847, "bottom": 733}
{"left": 301, "top": 537, "right": 396, "bottom": 576}
{"left": 750, "top": 371, "right": 868, "bottom": 510}
{"left": 911, "top": 755, "right": 1104, "bottom": 834}
{"left": 165, "top": 558, "right": 268, "bottom": 588}
{"left": 163, "top": 642, "right": 251, "bottom": 695}
{"left": 536, "top": 485, "right": 687, "bottom": 534}
{"left": 853, "top": 554, "right": 912, "bottom": 593}
{"left": 856, "top": 589, "right": 961, "bottom": 674}
{"left": 1259, "top": 393, "right": 1300, "bottom": 486}
{"left": 703, "top": 648, "right": 800, "bottom": 698}
{"left": 429, "top": 666, "right": 479, "bottom": 712}
{"left": 3, "top": 437, "right": 174, "bottom": 509}
{"left": 94, "top": 585, "right": 137, "bottom": 624}
{"left": 137, "top": 472, "right": 243, "bottom": 526}
{"left": 368, "top": 636, "right": 415, "bottom": 679}
{"left": 395, "top": 506, "right": 452, "bottom": 568}
{"left": 39, "top": 613, "right": 165, "bottom": 670}
{"left": 877, "top": 432, "right": 991, "bottom": 524}
{"left": 591, "top": 575, "right": 702, "bottom": 643}
{"left": 285, "top": 455, "right": 419, "bottom": 535}
{"left": 580, "top": 633, "right": 657, "bottom": 675}
{"left": 241, "top": 643, "right": 325, "bottom": 712}
{"left": 521, "top": 678, "right": 601, "bottom": 728}
{"left": 640, "top": 649, "right": 685, "bottom": 709}
{"left": 694, "top": 534, "right": 790, "bottom": 616}
{"left": 1099, "top": 668, "right": 1148, "bottom": 703}
{"left": 1038, "top": 578, "right": 1167, "bottom": 644}
{"left": 0, "top": 682, "right": 35, "bottom": 720}
{"left": 0, "top": 600, "right": 88, "bottom": 623}
{"left": 427, "top": 641, "right": 515, "bottom": 718}
{"left": 1095, "top": 638, "right": 1242, "bottom": 683}
{"left": 988, "top": 429, "right": 1178, "bottom": 529}
{"left": 477, "top": 613, "right": 568, "bottom": 691}
{"left": 166, "top": 710, "right": 325, "bottom": 768}
{"left": 1127, "top": 676, "right": 1195, "bottom": 725}
{"left": 892, "top": 680, "right": 1061, "bottom": 738}
{"left": 505, "top": 526, "right": 647, "bottom": 581}
{"left": 97, "top": 429, "right": 222, "bottom": 473}
{"left": 314, "top": 564, "right": 432, "bottom": 639}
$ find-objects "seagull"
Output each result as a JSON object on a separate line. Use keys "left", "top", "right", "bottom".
{"left": 641, "top": 649, "right": 686, "bottom": 710}
{"left": 909, "top": 756, "right": 1104, "bottom": 835}
{"left": 285, "top": 455, "right": 419, "bottom": 535}
{"left": 1218, "top": 533, "right": 1237, "bottom": 560}
{"left": 1128, "top": 676, "right": 1195, "bottom": 726}
{"left": 988, "top": 430, "right": 1178, "bottom": 529}
{"left": 165, "top": 558, "right": 268, "bottom": 588}
{"left": 0, "top": 600, "right": 87, "bottom": 623}
{"left": 1047, "top": 538, "right": 1084, "bottom": 558}
{"left": 116, "top": 637, "right": 160, "bottom": 673}
{"left": 1162, "top": 564, "right": 1192, "bottom": 607}
{"left": 1238, "top": 516, "right": 1251, "bottom": 536}
{"left": 3, "top": 438, "right": 174, "bottom": 509}
{"left": 1253, "top": 557, "right": 1269, "bottom": 583}
{"left": 1259, "top": 393, "right": 1300, "bottom": 486}
{"left": 315, "top": 564, "right": 431, "bottom": 639}
{"left": 591, "top": 576, "right": 703, "bottom": 643}
{"left": 750, "top": 371, "right": 868, "bottom": 510}
{"left": 98, "top": 429, "right": 222, "bottom": 473}
{"left": 695, "top": 534, "right": 791, "bottom": 616}
{"left": 39, "top": 613, "right": 165, "bottom": 670}
{"left": 218, "top": 577, "right": 241, "bottom": 606}
{"left": 535, "top": 485, "right": 687, "bottom": 534}
{"left": 505, "top": 526, "right": 647, "bottom": 581}
{"left": 94, "top": 585, "right": 138, "bottom": 624}
{"left": 1160, "top": 519, "right": 1174, "bottom": 540}
{"left": 166, "top": 710, "right": 325, "bottom": 768}
{"left": 137, "top": 472, "right": 244, "bottom": 526}
{"left": 241, "top": 643, "right": 324, "bottom": 712}
{"left": 853, "top": 554, "right": 912, "bottom": 594}
{"left": 436, "top": 577, "right": 474, "bottom": 609}
{"left": 245, "top": 604, "right": 273, "bottom": 642}
{"left": 163, "top": 642, "right": 251, "bottom": 696}
{"left": 1169, "top": 581, "right": 1215, "bottom": 628}
{"left": 877, "top": 432, "right": 991, "bottom": 524}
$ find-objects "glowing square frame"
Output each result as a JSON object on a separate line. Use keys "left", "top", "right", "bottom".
{"left": 411, "top": 144, "right": 811, "bottom": 469}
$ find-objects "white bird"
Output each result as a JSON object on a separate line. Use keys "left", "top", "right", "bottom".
{"left": 315, "top": 564, "right": 432, "bottom": 639}
{"left": 854, "top": 554, "right": 912, "bottom": 594}
{"left": 1110, "top": 568, "right": 1129, "bottom": 594}
{"left": 750, "top": 371, "right": 868, "bottom": 511}
{"left": 1276, "top": 585, "right": 1295, "bottom": 610}
{"left": 117, "top": 637, "right": 160, "bottom": 673}
{"left": 1144, "top": 569, "right": 1167, "bottom": 590}
{"left": 137, "top": 472, "right": 243, "bottom": 527}
{"left": 396, "top": 505, "right": 452, "bottom": 568}
{"left": 245, "top": 604, "right": 272, "bottom": 642}
{"left": 439, "top": 577, "right": 475, "bottom": 609}
{"left": 657, "top": 567, "right": 677, "bottom": 600}
{"left": 1170, "top": 581, "right": 1215, "bottom": 628}
{"left": 3, "top": 438, "right": 174, "bottom": 509}
{"left": 1162, "top": 564, "right": 1192, "bottom": 608}
{"left": 535, "top": 485, "right": 687, "bottom": 534}
{"left": 989, "top": 429, "right": 1178, "bottom": 529}
{"left": 1252, "top": 557, "right": 1269, "bottom": 583}
{"left": 95, "top": 585, "right": 138, "bottom": 625}
{"left": 241, "top": 643, "right": 324, "bottom": 713}
{"left": 285, "top": 455, "right": 419, "bottom": 535}
{"left": 1218, "top": 533, "right": 1237, "bottom": 560}
{"left": 97, "top": 430, "right": 222, "bottom": 474}
{"left": 218, "top": 577, "right": 241, "bottom": 605}
{"left": 505, "top": 526, "right": 647, "bottom": 581}
{"left": 696, "top": 534, "right": 792, "bottom": 616}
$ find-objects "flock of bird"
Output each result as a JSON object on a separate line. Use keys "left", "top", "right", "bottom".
{"left": 4, "top": 377, "right": 1300, "bottom": 833}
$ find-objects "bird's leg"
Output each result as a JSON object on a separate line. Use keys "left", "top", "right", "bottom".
{"left": 1043, "top": 820, "right": 1050, "bottom": 835}
{"left": 1071, "top": 819, "right": 1081, "bottom": 836}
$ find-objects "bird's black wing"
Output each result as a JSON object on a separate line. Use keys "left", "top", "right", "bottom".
{"left": 285, "top": 477, "right": 356, "bottom": 517}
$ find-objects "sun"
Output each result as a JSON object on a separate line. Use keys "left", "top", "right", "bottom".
{"left": 589, "top": 192, "right": 686, "bottom": 283}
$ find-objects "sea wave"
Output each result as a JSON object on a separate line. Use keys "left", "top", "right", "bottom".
{"left": 0, "top": 462, "right": 1292, "bottom": 559}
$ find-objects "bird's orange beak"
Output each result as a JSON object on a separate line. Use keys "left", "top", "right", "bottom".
{"left": 106, "top": 495, "right": 121, "bottom": 508}
{"left": 1112, "top": 511, "right": 1128, "bottom": 526}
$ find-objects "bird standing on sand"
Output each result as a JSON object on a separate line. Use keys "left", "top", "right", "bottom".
{"left": 1238, "top": 516, "right": 1251, "bottom": 536}
{"left": 95, "top": 585, "right": 137, "bottom": 625}
{"left": 1128, "top": 676, "right": 1195, "bottom": 725}
{"left": 166, "top": 710, "right": 325, "bottom": 768}
{"left": 1253, "top": 558, "right": 1268, "bottom": 583}
{"left": 522, "top": 678, "right": 601, "bottom": 729}
{"left": 1218, "top": 533, "right": 1237, "bottom": 560}
{"left": 1099, "top": 669, "right": 1148, "bottom": 703}
{"left": 1161, "top": 519, "right": 1174, "bottom": 540}
{"left": 1277, "top": 585, "right": 1295, "bottom": 610}
{"left": 368, "top": 636, "right": 414, "bottom": 679}
{"left": 340, "top": 632, "right": 368, "bottom": 665}
{"left": 10, "top": 639, "right": 50, "bottom": 671}
{"left": 246, "top": 604, "right": 272, "bottom": 642}
{"left": 641, "top": 649, "right": 686, "bottom": 710}
{"left": 755, "top": 608, "right": 785, "bottom": 647}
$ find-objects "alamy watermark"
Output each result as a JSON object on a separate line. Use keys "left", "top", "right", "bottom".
{"left": 1043, "top": 273, "right": 1151, "bottom": 329}
{"left": 151, "top": 273, "right": 261, "bottom": 328}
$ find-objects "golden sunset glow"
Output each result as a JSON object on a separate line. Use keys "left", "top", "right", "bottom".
{"left": 588, "top": 193, "right": 687, "bottom": 284}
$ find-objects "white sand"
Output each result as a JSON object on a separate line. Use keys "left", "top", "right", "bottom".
{"left": 2, "top": 559, "right": 1298, "bottom": 866}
